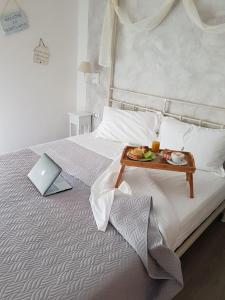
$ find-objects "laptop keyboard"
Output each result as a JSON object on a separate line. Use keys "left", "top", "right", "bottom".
{"left": 46, "top": 183, "right": 60, "bottom": 194}
{"left": 45, "top": 175, "right": 72, "bottom": 196}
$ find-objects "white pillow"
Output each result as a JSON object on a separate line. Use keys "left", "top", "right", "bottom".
{"left": 158, "top": 117, "right": 192, "bottom": 150}
{"left": 95, "top": 106, "right": 160, "bottom": 145}
{"left": 184, "top": 125, "right": 225, "bottom": 176}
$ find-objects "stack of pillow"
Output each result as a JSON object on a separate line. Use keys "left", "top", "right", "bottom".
{"left": 158, "top": 117, "right": 225, "bottom": 177}
{"left": 95, "top": 106, "right": 161, "bottom": 146}
{"left": 95, "top": 106, "right": 225, "bottom": 177}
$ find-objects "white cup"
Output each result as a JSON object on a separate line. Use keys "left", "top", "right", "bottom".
{"left": 171, "top": 152, "right": 185, "bottom": 164}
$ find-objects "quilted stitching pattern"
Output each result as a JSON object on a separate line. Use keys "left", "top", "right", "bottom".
{"left": 0, "top": 149, "right": 145, "bottom": 300}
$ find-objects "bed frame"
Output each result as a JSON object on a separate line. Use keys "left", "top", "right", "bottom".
{"left": 106, "top": 8, "right": 225, "bottom": 257}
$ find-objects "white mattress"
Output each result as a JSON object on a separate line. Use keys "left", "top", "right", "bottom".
{"left": 67, "top": 133, "right": 225, "bottom": 250}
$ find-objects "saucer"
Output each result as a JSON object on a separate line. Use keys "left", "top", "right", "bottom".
{"left": 166, "top": 158, "right": 188, "bottom": 166}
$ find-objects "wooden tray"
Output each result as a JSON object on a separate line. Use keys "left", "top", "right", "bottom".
{"left": 115, "top": 146, "right": 196, "bottom": 198}
{"left": 123, "top": 147, "right": 195, "bottom": 173}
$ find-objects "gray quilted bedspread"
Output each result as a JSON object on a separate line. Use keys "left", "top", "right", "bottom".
{"left": 0, "top": 139, "right": 183, "bottom": 300}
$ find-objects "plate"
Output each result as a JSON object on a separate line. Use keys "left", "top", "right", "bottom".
{"left": 139, "top": 157, "right": 155, "bottom": 162}
{"left": 127, "top": 152, "right": 155, "bottom": 161}
{"left": 166, "top": 158, "right": 188, "bottom": 166}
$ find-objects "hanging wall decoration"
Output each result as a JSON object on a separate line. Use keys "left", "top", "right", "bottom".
{"left": 33, "top": 38, "right": 50, "bottom": 65}
{"left": 0, "top": 0, "right": 29, "bottom": 35}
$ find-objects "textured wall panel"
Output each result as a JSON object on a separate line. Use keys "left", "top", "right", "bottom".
{"left": 87, "top": 0, "right": 225, "bottom": 127}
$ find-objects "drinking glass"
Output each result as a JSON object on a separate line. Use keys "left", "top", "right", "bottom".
{"left": 151, "top": 140, "right": 160, "bottom": 153}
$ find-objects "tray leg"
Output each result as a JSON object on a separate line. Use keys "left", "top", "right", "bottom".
{"left": 186, "top": 173, "right": 189, "bottom": 181}
{"left": 188, "top": 173, "right": 194, "bottom": 198}
{"left": 221, "top": 209, "right": 225, "bottom": 223}
{"left": 115, "top": 165, "right": 125, "bottom": 188}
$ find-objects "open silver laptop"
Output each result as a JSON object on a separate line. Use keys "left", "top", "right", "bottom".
{"left": 28, "top": 153, "right": 72, "bottom": 196}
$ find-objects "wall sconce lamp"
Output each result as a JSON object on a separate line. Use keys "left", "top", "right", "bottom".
{"left": 78, "top": 61, "right": 92, "bottom": 75}
{"left": 78, "top": 61, "right": 100, "bottom": 84}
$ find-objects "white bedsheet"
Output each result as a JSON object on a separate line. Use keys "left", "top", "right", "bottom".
{"left": 68, "top": 133, "right": 125, "bottom": 159}
{"left": 67, "top": 134, "right": 225, "bottom": 250}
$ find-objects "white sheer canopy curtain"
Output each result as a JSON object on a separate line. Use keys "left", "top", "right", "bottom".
{"left": 99, "top": 0, "right": 225, "bottom": 68}
{"left": 99, "top": 0, "right": 176, "bottom": 67}
{"left": 183, "top": 0, "right": 225, "bottom": 33}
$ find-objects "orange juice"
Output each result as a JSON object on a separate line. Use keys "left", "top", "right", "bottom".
{"left": 152, "top": 140, "right": 160, "bottom": 153}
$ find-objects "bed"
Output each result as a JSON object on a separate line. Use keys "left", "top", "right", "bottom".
{"left": 0, "top": 117, "right": 224, "bottom": 300}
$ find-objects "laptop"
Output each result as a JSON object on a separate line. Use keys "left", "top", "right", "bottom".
{"left": 28, "top": 153, "right": 72, "bottom": 196}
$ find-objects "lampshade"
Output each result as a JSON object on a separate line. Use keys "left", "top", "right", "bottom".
{"left": 78, "top": 61, "right": 92, "bottom": 73}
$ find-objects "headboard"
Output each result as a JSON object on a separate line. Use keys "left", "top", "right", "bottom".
{"left": 109, "top": 87, "right": 225, "bottom": 129}
{"left": 106, "top": 5, "right": 225, "bottom": 130}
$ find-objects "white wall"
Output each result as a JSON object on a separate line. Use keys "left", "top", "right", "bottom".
{"left": 76, "top": 0, "right": 89, "bottom": 112}
{"left": 0, "top": 0, "right": 78, "bottom": 154}
{"left": 86, "top": 0, "right": 225, "bottom": 127}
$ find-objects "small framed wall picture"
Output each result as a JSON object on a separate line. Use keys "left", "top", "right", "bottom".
{"left": 33, "top": 38, "right": 50, "bottom": 65}
{"left": 0, "top": 0, "right": 29, "bottom": 35}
